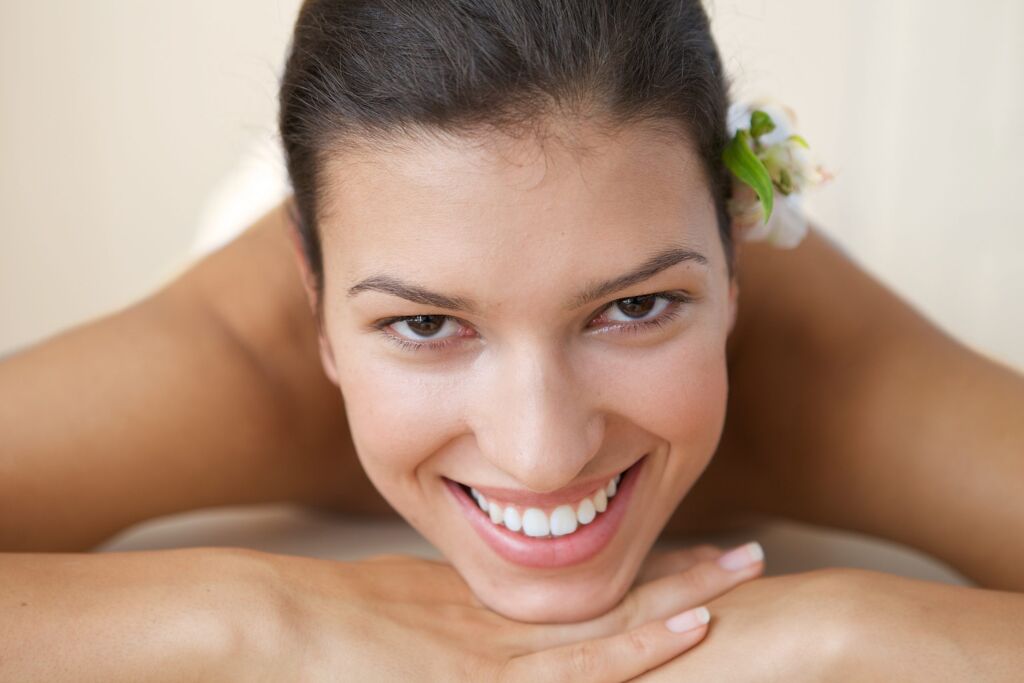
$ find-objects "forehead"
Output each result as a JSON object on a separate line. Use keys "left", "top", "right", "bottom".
{"left": 317, "top": 121, "right": 721, "bottom": 297}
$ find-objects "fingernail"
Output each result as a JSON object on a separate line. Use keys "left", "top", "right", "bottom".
{"left": 716, "top": 541, "right": 764, "bottom": 571}
{"left": 665, "top": 606, "right": 711, "bottom": 633}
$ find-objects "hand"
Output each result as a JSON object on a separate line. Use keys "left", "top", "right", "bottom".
{"left": 630, "top": 566, "right": 1019, "bottom": 682}
{"left": 226, "top": 543, "right": 765, "bottom": 682}
{"left": 627, "top": 568, "right": 854, "bottom": 682}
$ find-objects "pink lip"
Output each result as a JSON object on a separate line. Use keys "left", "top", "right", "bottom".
{"left": 443, "top": 456, "right": 646, "bottom": 569}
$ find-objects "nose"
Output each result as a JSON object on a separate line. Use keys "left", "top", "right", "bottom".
{"left": 471, "top": 342, "right": 604, "bottom": 492}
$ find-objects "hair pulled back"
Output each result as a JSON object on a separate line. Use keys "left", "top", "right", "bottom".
{"left": 279, "top": 0, "right": 733, "bottom": 295}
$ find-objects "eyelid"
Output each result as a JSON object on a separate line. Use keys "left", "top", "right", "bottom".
{"left": 374, "top": 290, "right": 692, "bottom": 352}
{"left": 389, "top": 315, "right": 463, "bottom": 342}
{"left": 372, "top": 313, "right": 474, "bottom": 351}
{"left": 586, "top": 291, "right": 692, "bottom": 334}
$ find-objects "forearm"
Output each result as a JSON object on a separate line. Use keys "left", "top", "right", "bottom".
{"left": 840, "top": 571, "right": 1024, "bottom": 681}
{"left": 0, "top": 548, "right": 267, "bottom": 681}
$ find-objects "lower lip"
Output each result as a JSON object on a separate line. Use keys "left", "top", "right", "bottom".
{"left": 443, "top": 457, "right": 645, "bottom": 569}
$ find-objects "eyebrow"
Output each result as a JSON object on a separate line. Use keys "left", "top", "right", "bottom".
{"left": 346, "top": 245, "right": 708, "bottom": 314}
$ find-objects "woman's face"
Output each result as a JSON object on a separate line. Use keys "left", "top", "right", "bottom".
{"left": 308, "top": 120, "right": 738, "bottom": 623}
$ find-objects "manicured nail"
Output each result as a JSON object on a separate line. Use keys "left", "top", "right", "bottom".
{"left": 665, "top": 606, "right": 711, "bottom": 633}
{"left": 716, "top": 541, "right": 764, "bottom": 571}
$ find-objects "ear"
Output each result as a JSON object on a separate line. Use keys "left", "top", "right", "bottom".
{"left": 316, "top": 328, "right": 341, "bottom": 387}
{"left": 285, "top": 201, "right": 340, "bottom": 387}
{"left": 727, "top": 275, "right": 740, "bottom": 335}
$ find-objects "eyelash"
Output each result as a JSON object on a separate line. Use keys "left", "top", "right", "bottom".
{"left": 372, "top": 291, "right": 692, "bottom": 353}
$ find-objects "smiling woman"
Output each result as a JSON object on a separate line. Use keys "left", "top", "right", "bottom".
{"left": 275, "top": 0, "right": 745, "bottom": 623}
{"left": 301, "top": 121, "right": 736, "bottom": 622}
{"left": 3, "top": 0, "right": 1024, "bottom": 680}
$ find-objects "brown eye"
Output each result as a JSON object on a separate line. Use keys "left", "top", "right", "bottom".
{"left": 599, "top": 293, "right": 678, "bottom": 326}
{"left": 405, "top": 315, "right": 445, "bottom": 337}
{"left": 615, "top": 295, "right": 657, "bottom": 319}
{"left": 387, "top": 314, "right": 461, "bottom": 343}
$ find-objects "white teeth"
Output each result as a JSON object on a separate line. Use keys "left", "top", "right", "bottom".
{"left": 470, "top": 469, "right": 626, "bottom": 538}
{"left": 471, "top": 488, "right": 488, "bottom": 512}
{"left": 550, "top": 505, "right": 578, "bottom": 536}
{"left": 576, "top": 498, "right": 596, "bottom": 525}
{"left": 522, "top": 508, "right": 550, "bottom": 537}
{"left": 488, "top": 502, "right": 503, "bottom": 524}
{"left": 503, "top": 506, "right": 522, "bottom": 532}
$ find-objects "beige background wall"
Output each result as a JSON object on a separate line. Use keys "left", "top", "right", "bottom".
{"left": 2, "top": 0, "right": 1022, "bottom": 369}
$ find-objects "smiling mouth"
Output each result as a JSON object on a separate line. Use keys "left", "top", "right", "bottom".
{"left": 443, "top": 456, "right": 646, "bottom": 569}
{"left": 460, "top": 472, "right": 622, "bottom": 538}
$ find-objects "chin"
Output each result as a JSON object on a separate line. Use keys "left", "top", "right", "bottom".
{"left": 456, "top": 548, "right": 650, "bottom": 623}
{"left": 408, "top": 449, "right": 690, "bottom": 623}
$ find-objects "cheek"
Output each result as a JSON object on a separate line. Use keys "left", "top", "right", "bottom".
{"left": 331, "top": 314, "right": 730, "bottom": 519}
{"left": 652, "top": 348, "right": 727, "bottom": 449}
{"left": 592, "top": 330, "right": 729, "bottom": 457}
{"left": 334, "top": 356, "right": 469, "bottom": 508}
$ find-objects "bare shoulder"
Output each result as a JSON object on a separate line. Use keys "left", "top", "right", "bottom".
{"left": 169, "top": 200, "right": 398, "bottom": 518}
{"left": 670, "top": 228, "right": 1024, "bottom": 589}
{"left": 667, "top": 228, "right": 896, "bottom": 534}
{"left": 171, "top": 201, "right": 305, "bottom": 352}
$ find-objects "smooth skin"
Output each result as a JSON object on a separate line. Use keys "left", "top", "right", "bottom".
{"left": 0, "top": 546, "right": 762, "bottom": 681}
{"left": 307, "top": 125, "right": 740, "bottom": 624}
{"left": 2, "top": 190, "right": 1023, "bottom": 679}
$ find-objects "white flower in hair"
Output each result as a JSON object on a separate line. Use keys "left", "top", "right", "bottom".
{"left": 723, "top": 99, "right": 830, "bottom": 248}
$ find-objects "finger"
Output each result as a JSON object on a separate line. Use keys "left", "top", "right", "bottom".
{"left": 525, "top": 541, "right": 761, "bottom": 650}
{"left": 501, "top": 606, "right": 711, "bottom": 683}
{"left": 635, "top": 544, "right": 725, "bottom": 584}
{"left": 617, "top": 541, "right": 764, "bottom": 628}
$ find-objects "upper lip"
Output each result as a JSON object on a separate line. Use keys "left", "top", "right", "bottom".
{"left": 451, "top": 457, "right": 639, "bottom": 508}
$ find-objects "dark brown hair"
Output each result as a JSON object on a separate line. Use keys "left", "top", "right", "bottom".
{"left": 279, "top": 0, "right": 733, "bottom": 297}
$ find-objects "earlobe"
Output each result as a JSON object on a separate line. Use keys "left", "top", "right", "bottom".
{"left": 284, "top": 199, "right": 338, "bottom": 386}
{"left": 727, "top": 278, "right": 740, "bottom": 334}
{"left": 318, "top": 332, "right": 340, "bottom": 387}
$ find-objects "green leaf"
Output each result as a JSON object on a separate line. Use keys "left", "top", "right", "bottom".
{"left": 749, "top": 110, "right": 776, "bottom": 139}
{"left": 787, "top": 134, "right": 810, "bottom": 149}
{"left": 723, "top": 130, "right": 774, "bottom": 220}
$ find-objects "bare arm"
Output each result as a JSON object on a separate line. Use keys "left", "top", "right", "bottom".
{"left": 0, "top": 204, "right": 387, "bottom": 552}
{"left": 0, "top": 548, "right": 262, "bottom": 681}
{"left": 0, "top": 543, "right": 761, "bottom": 681}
